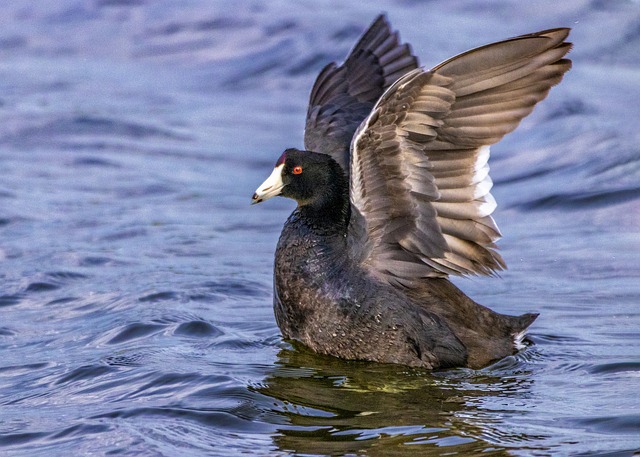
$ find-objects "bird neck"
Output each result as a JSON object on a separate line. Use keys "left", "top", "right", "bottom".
{"left": 298, "top": 175, "right": 350, "bottom": 237}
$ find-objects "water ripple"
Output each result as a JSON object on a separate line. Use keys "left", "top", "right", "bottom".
{"left": 0, "top": 295, "right": 24, "bottom": 308}
{"left": 12, "top": 115, "right": 190, "bottom": 144}
{"left": 138, "top": 291, "right": 179, "bottom": 302}
{"left": 590, "top": 362, "right": 640, "bottom": 375}
{"left": 174, "top": 321, "right": 223, "bottom": 338}
{"left": 25, "top": 282, "right": 60, "bottom": 292}
{"left": 518, "top": 187, "right": 640, "bottom": 211}
{"left": 566, "top": 414, "right": 640, "bottom": 434}
{"left": 92, "top": 406, "right": 272, "bottom": 431}
{"left": 103, "top": 323, "right": 167, "bottom": 345}
{"left": 53, "top": 364, "right": 116, "bottom": 387}
{"left": 0, "top": 431, "right": 49, "bottom": 447}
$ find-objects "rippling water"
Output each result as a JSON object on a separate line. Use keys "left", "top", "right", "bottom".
{"left": 1, "top": 1, "right": 639, "bottom": 455}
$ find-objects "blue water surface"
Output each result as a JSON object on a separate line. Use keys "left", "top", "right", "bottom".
{"left": 1, "top": 1, "right": 639, "bottom": 455}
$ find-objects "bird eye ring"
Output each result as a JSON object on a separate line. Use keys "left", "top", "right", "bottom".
{"left": 293, "top": 166, "right": 303, "bottom": 175}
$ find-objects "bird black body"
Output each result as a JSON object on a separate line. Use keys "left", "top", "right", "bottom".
{"left": 253, "top": 16, "right": 571, "bottom": 369}
{"left": 271, "top": 151, "right": 535, "bottom": 369}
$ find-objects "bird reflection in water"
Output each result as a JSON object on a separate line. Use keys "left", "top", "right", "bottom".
{"left": 251, "top": 343, "right": 538, "bottom": 455}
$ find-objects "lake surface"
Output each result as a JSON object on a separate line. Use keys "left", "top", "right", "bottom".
{"left": 1, "top": 1, "right": 639, "bottom": 455}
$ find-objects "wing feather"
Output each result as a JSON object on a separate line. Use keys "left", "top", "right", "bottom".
{"left": 304, "top": 15, "right": 418, "bottom": 173}
{"left": 350, "top": 28, "right": 572, "bottom": 281}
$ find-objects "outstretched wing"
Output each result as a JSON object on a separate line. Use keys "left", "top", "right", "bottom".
{"left": 350, "top": 28, "right": 572, "bottom": 284}
{"left": 304, "top": 14, "right": 418, "bottom": 173}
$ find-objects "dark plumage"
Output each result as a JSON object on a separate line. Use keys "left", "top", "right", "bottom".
{"left": 252, "top": 15, "right": 572, "bottom": 369}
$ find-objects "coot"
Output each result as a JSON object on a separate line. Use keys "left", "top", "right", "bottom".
{"left": 252, "top": 15, "right": 571, "bottom": 369}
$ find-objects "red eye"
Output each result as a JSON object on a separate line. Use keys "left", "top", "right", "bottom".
{"left": 293, "top": 166, "right": 303, "bottom": 175}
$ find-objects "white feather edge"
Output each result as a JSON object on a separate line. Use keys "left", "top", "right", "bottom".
{"left": 513, "top": 329, "right": 529, "bottom": 351}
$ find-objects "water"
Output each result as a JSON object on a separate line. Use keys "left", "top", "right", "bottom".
{"left": 0, "top": 0, "right": 639, "bottom": 455}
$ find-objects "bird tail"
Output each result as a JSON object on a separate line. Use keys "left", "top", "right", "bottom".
{"left": 511, "top": 312, "right": 539, "bottom": 350}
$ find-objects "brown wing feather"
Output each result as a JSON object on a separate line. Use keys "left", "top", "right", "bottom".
{"left": 350, "top": 28, "right": 572, "bottom": 282}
